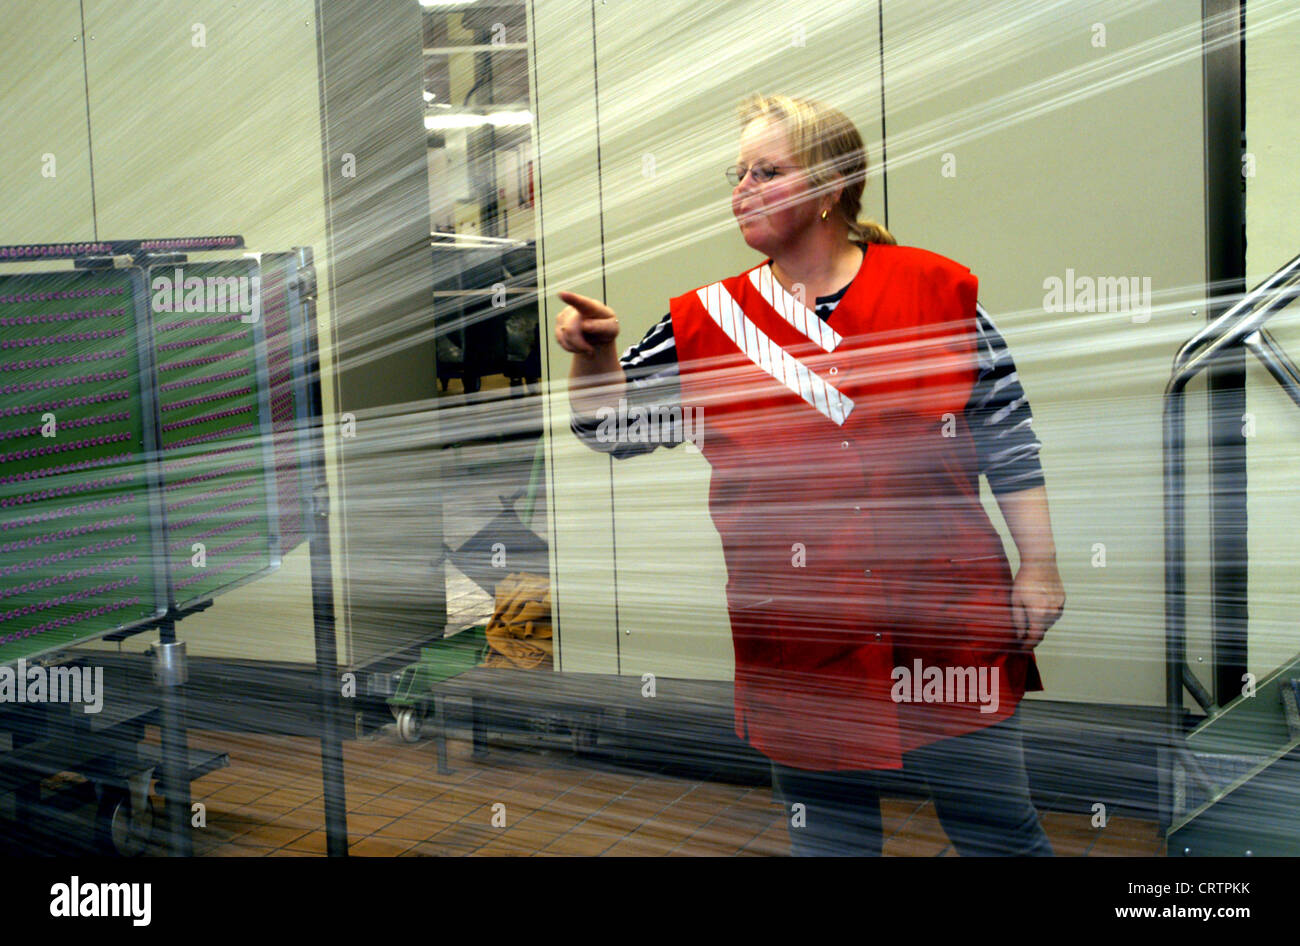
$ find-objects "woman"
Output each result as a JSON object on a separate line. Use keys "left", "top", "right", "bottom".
{"left": 556, "top": 94, "right": 1065, "bottom": 856}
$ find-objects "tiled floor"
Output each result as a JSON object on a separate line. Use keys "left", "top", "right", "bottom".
{"left": 132, "top": 727, "right": 1166, "bottom": 857}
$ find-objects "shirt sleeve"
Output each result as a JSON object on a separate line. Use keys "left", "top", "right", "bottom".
{"left": 964, "top": 303, "right": 1046, "bottom": 494}
{"left": 570, "top": 313, "right": 685, "bottom": 459}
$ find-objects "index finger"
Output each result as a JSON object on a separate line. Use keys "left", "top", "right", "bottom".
{"left": 557, "top": 290, "right": 614, "bottom": 320}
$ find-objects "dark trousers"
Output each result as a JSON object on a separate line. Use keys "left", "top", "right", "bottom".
{"left": 769, "top": 709, "right": 1053, "bottom": 856}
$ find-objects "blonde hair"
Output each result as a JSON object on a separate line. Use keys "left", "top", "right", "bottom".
{"left": 737, "top": 93, "right": 896, "bottom": 246}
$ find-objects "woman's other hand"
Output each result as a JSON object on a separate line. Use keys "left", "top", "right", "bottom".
{"left": 555, "top": 291, "right": 620, "bottom": 355}
{"left": 1010, "top": 557, "right": 1065, "bottom": 650}
{"left": 994, "top": 485, "right": 1064, "bottom": 651}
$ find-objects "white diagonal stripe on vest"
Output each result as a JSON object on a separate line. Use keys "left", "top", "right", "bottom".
{"left": 697, "top": 282, "right": 854, "bottom": 427}
{"left": 748, "top": 265, "right": 843, "bottom": 352}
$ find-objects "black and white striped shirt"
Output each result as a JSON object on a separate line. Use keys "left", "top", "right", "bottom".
{"left": 572, "top": 281, "right": 1044, "bottom": 495}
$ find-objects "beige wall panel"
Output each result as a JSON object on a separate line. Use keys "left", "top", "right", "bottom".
{"left": 531, "top": 0, "right": 620, "bottom": 673}
{"left": 0, "top": 0, "right": 95, "bottom": 243}
{"left": 883, "top": 0, "right": 1207, "bottom": 705}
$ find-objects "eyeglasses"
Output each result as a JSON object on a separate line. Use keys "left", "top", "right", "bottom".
{"left": 725, "top": 162, "right": 801, "bottom": 187}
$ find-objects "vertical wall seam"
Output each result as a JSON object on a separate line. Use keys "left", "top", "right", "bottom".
{"left": 876, "top": 0, "right": 889, "bottom": 230}
{"left": 77, "top": 0, "right": 98, "bottom": 239}
{"left": 527, "top": 0, "right": 562, "bottom": 670}
{"left": 589, "top": 0, "right": 623, "bottom": 672}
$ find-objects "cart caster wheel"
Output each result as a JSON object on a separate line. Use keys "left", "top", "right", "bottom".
{"left": 96, "top": 789, "right": 155, "bottom": 857}
{"left": 396, "top": 708, "right": 423, "bottom": 743}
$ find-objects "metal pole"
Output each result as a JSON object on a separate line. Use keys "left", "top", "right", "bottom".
{"left": 311, "top": 490, "right": 348, "bottom": 857}
{"left": 298, "top": 248, "right": 349, "bottom": 857}
{"left": 151, "top": 623, "right": 192, "bottom": 856}
{"left": 1162, "top": 384, "right": 1188, "bottom": 832}
{"left": 1201, "top": 0, "right": 1248, "bottom": 709}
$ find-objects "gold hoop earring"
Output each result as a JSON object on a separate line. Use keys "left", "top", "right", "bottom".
{"left": 820, "top": 208, "right": 829, "bottom": 221}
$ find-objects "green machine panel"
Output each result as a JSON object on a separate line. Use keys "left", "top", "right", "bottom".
{"left": 0, "top": 267, "right": 168, "bottom": 662}
{"left": 0, "top": 247, "right": 315, "bottom": 664}
{"left": 146, "top": 258, "right": 280, "bottom": 609}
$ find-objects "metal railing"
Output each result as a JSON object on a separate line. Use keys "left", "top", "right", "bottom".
{"left": 1163, "top": 250, "right": 1300, "bottom": 823}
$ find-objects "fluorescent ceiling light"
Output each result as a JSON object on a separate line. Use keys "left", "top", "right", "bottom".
{"left": 420, "top": 1, "right": 476, "bottom": 7}
{"left": 425, "top": 110, "right": 532, "bottom": 130}
{"left": 431, "top": 232, "right": 526, "bottom": 246}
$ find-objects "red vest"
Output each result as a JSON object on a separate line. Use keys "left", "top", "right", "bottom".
{"left": 670, "top": 243, "right": 1042, "bottom": 771}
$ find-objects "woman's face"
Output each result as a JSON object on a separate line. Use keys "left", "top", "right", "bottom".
{"left": 731, "top": 117, "right": 820, "bottom": 257}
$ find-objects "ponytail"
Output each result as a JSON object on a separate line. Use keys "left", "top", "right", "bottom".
{"left": 846, "top": 218, "right": 896, "bottom": 246}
